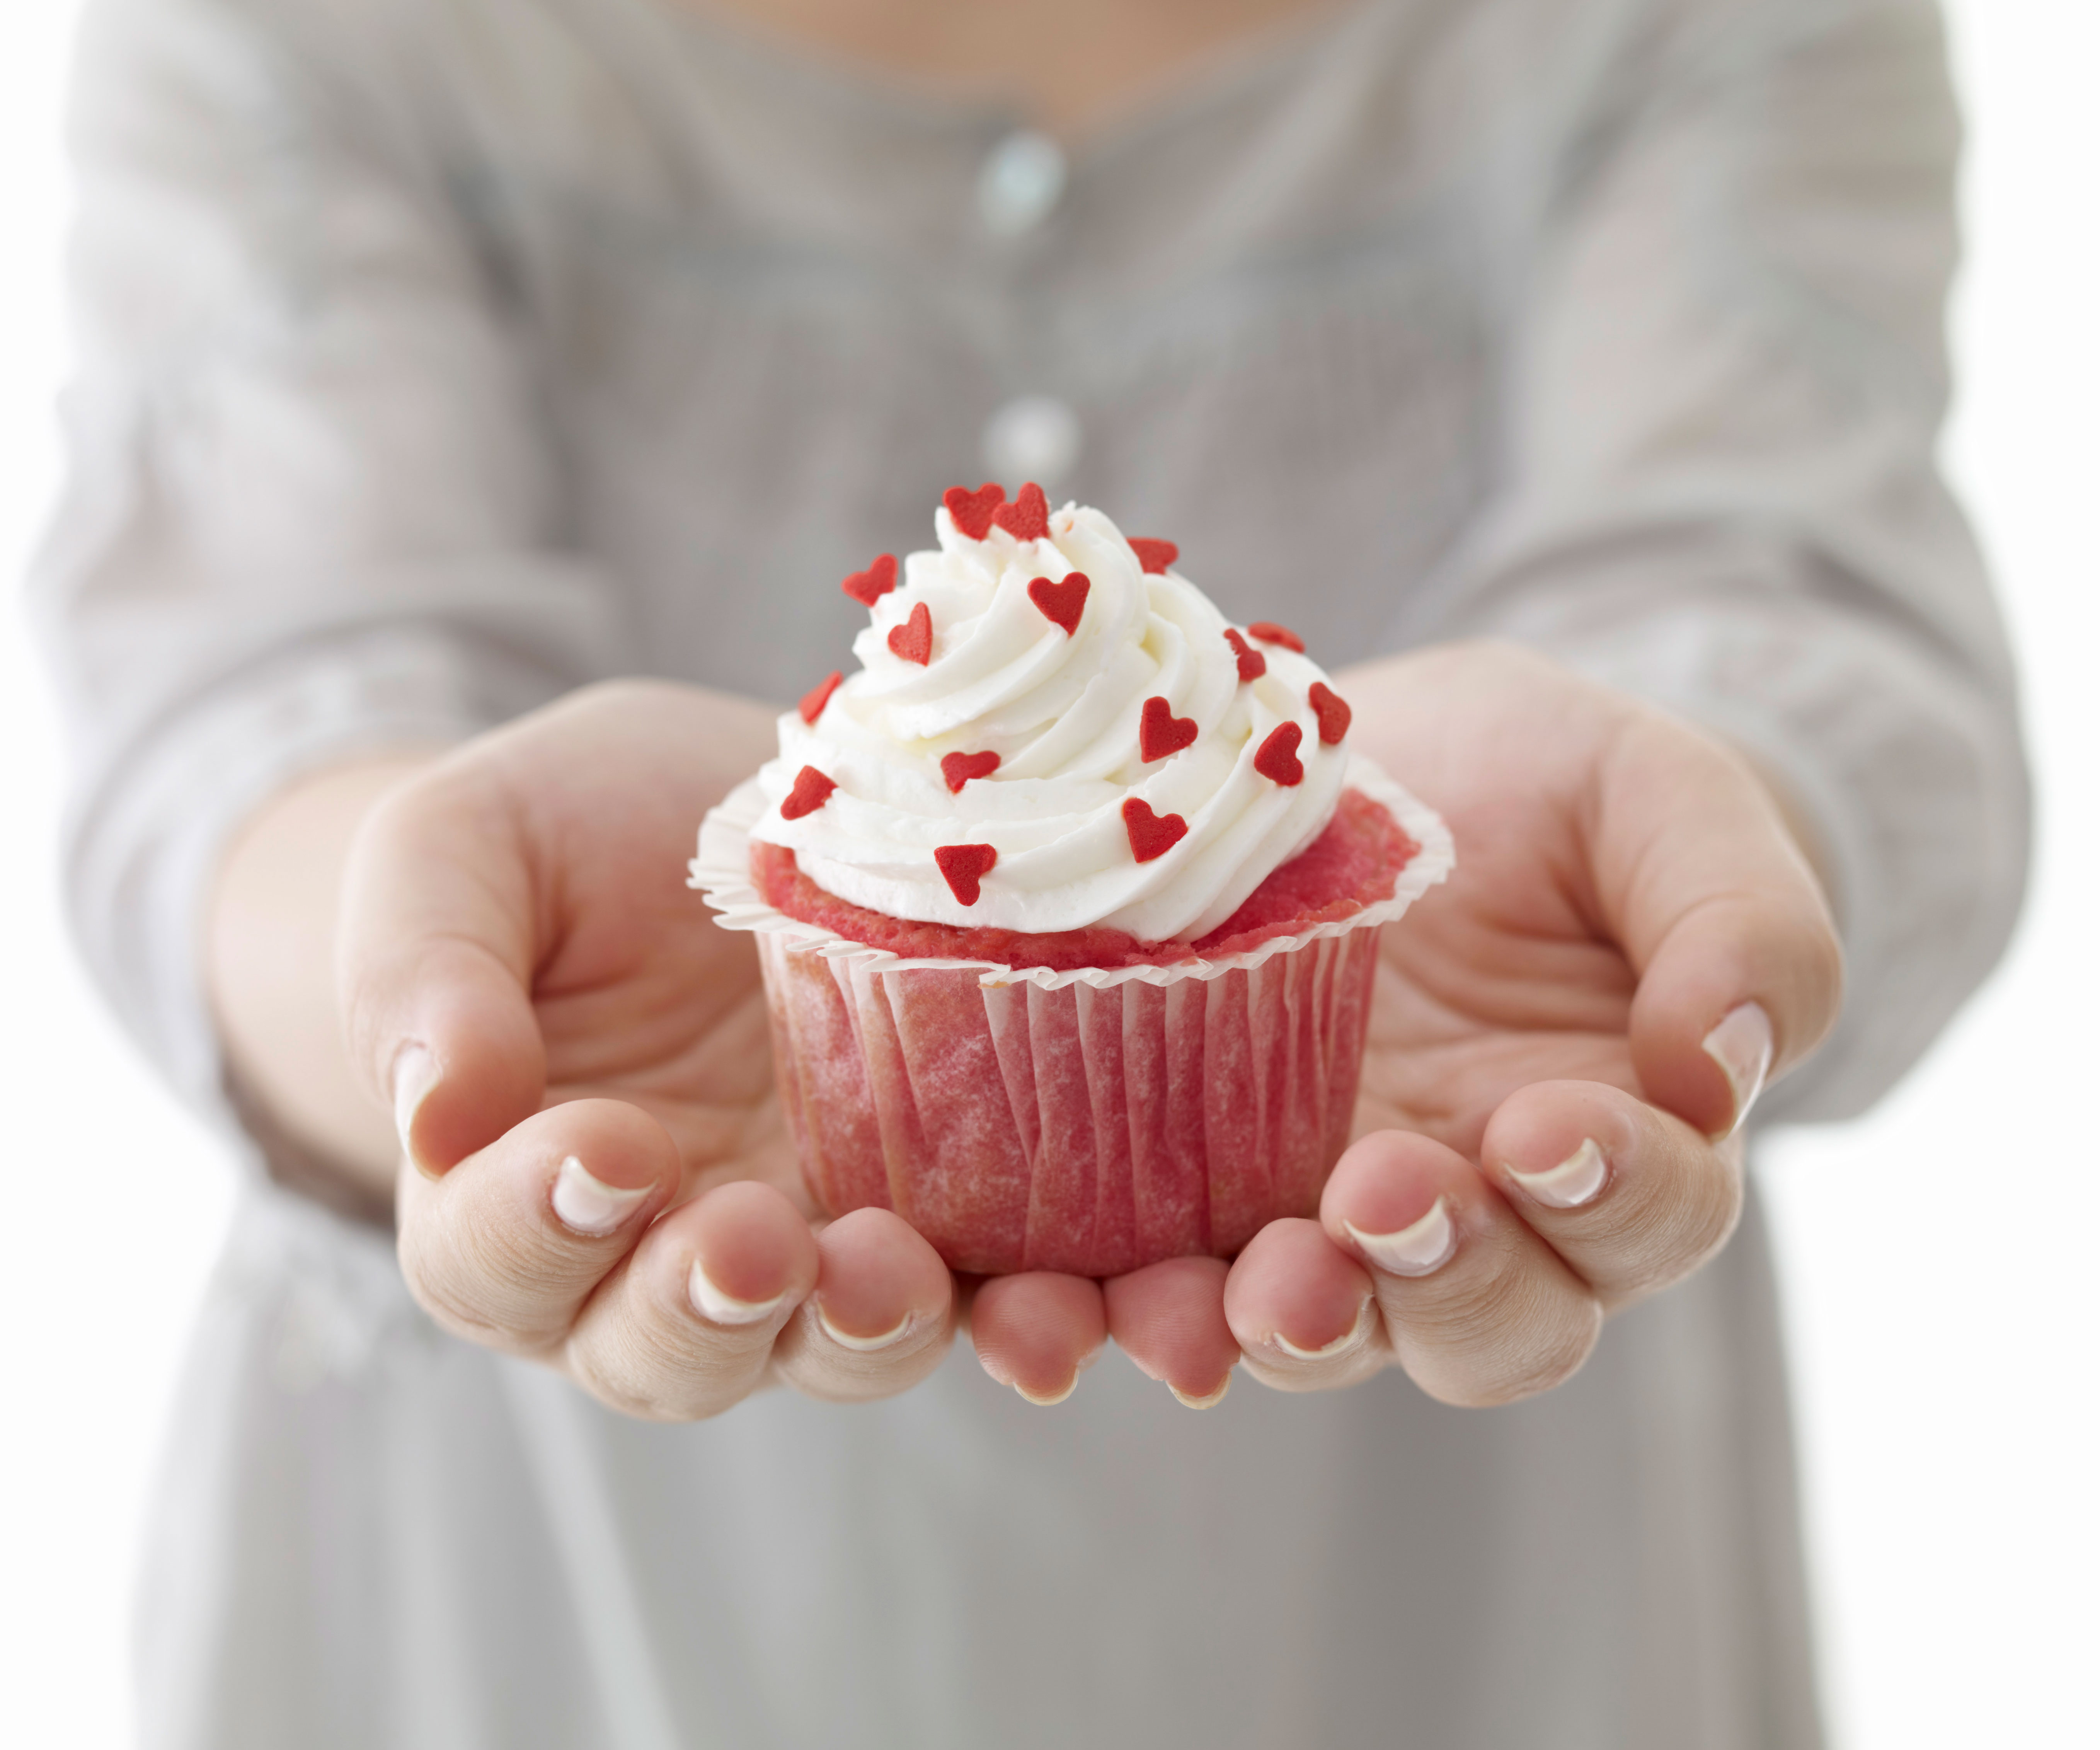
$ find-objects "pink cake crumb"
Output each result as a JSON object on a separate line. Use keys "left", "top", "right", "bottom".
{"left": 751, "top": 788, "right": 1418, "bottom": 971}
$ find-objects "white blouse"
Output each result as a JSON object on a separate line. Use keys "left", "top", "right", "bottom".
{"left": 34, "top": 0, "right": 2025, "bottom": 1743}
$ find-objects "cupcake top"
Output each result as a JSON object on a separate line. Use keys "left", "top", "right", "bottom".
{"left": 749, "top": 484, "right": 1357, "bottom": 942}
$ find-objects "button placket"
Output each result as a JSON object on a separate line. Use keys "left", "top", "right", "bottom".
{"left": 974, "top": 129, "right": 1080, "bottom": 488}
{"left": 976, "top": 128, "right": 1068, "bottom": 237}
{"left": 981, "top": 392, "right": 1083, "bottom": 487}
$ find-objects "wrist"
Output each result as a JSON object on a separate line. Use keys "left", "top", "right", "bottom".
{"left": 207, "top": 750, "right": 445, "bottom": 1201}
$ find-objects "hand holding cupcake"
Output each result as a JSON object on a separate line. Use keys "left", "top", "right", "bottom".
{"left": 334, "top": 506, "right": 1838, "bottom": 1416}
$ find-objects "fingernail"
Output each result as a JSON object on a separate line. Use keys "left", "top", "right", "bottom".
{"left": 815, "top": 1302, "right": 915, "bottom": 1353}
{"left": 1274, "top": 1295, "right": 1375, "bottom": 1361}
{"left": 1508, "top": 1137, "right": 1609, "bottom": 1210}
{"left": 1016, "top": 1376, "right": 1078, "bottom": 1407}
{"left": 688, "top": 1261, "right": 788, "bottom": 1327}
{"left": 1703, "top": 1001, "right": 1775, "bottom": 1138}
{"left": 1344, "top": 1195, "right": 1457, "bottom": 1278}
{"left": 550, "top": 1155, "right": 651, "bottom": 1237}
{"left": 1169, "top": 1375, "right": 1232, "bottom": 1410}
{"left": 391, "top": 1043, "right": 438, "bottom": 1169}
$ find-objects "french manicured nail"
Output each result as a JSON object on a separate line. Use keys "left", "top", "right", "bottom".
{"left": 1344, "top": 1195, "right": 1457, "bottom": 1277}
{"left": 550, "top": 1155, "right": 651, "bottom": 1237}
{"left": 1509, "top": 1137, "right": 1609, "bottom": 1210}
{"left": 1274, "top": 1295, "right": 1375, "bottom": 1361}
{"left": 688, "top": 1261, "right": 788, "bottom": 1328}
{"left": 1169, "top": 1375, "right": 1232, "bottom": 1410}
{"left": 391, "top": 1043, "right": 438, "bottom": 1168}
{"left": 815, "top": 1302, "right": 914, "bottom": 1353}
{"left": 1703, "top": 1001, "right": 1775, "bottom": 1138}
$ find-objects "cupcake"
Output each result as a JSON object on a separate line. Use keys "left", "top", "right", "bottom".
{"left": 692, "top": 484, "right": 1452, "bottom": 1276}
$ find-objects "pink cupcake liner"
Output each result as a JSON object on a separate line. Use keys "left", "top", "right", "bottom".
{"left": 693, "top": 759, "right": 1453, "bottom": 1276}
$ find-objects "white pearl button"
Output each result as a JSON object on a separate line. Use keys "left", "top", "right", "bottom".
{"left": 981, "top": 395, "right": 1083, "bottom": 487}
{"left": 977, "top": 130, "right": 1067, "bottom": 236}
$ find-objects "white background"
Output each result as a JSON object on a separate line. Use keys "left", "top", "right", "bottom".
{"left": 0, "top": 3, "right": 2093, "bottom": 1744}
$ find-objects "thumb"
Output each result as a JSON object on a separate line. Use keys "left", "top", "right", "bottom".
{"left": 1602, "top": 716, "right": 1845, "bottom": 1137}
{"left": 339, "top": 758, "right": 547, "bottom": 1174}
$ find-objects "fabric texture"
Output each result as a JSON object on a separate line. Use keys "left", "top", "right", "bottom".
{"left": 33, "top": 0, "right": 2025, "bottom": 1743}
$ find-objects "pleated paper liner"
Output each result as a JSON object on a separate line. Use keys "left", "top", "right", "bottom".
{"left": 691, "top": 757, "right": 1453, "bottom": 1275}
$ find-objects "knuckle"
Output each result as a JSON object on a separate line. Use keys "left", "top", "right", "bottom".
{"left": 565, "top": 1360, "right": 706, "bottom": 1424}
{"left": 1403, "top": 1249, "right": 1601, "bottom": 1407}
{"left": 1500, "top": 1300, "right": 1602, "bottom": 1401}
{"left": 565, "top": 1326, "right": 754, "bottom": 1425}
{"left": 1695, "top": 1159, "right": 1747, "bottom": 1255}
{"left": 1635, "top": 1153, "right": 1745, "bottom": 1292}
{"left": 1443, "top": 1305, "right": 1599, "bottom": 1408}
{"left": 394, "top": 1222, "right": 459, "bottom": 1323}
{"left": 399, "top": 1260, "right": 529, "bottom": 1355}
{"left": 564, "top": 1267, "right": 779, "bottom": 1422}
{"left": 396, "top": 1206, "right": 570, "bottom": 1356}
{"left": 1798, "top": 924, "right": 1847, "bottom": 1051}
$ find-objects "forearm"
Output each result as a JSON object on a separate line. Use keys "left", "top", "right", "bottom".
{"left": 206, "top": 752, "right": 444, "bottom": 1200}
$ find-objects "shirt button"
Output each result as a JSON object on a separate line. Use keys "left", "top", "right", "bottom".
{"left": 977, "top": 130, "right": 1067, "bottom": 236}
{"left": 982, "top": 395, "right": 1083, "bottom": 487}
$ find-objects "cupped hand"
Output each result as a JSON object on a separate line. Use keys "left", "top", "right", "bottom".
{"left": 1114, "top": 639, "right": 1845, "bottom": 1408}
{"left": 945, "top": 641, "right": 1841, "bottom": 1411}
{"left": 341, "top": 680, "right": 976, "bottom": 1418}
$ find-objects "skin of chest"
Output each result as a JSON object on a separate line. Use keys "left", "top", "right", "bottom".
{"left": 680, "top": 0, "right": 1343, "bottom": 138}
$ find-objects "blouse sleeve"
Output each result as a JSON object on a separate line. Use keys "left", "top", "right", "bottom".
{"left": 1416, "top": 0, "right": 2029, "bottom": 1120}
{"left": 30, "top": 0, "right": 634, "bottom": 1117}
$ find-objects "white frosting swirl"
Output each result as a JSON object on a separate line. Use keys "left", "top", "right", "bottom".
{"left": 749, "top": 499, "right": 1352, "bottom": 941}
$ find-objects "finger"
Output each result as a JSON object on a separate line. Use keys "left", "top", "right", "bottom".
{"left": 1598, "top": 717, "right": 1845, "bottom": 1135}
{"left": 1221, "top": 1220, "right": 1386, "bottom": 1392}
{"left": 1322, "top": 1130, "right": 1601, "bottom": 1408}
{"left": 1482, "top": 1079, "right": 1743, "bottom": 1309}
{"left": 970, "top": 1274, "right": 1108, "bottom": 1406}
{"left": 1103, "top": 1257, "right": 1240, "bottom": 1408}
{"left": 771, "top": 1209, "right": 958, "bottom": 1403}
{"left": 562, "top": 1178, "right": 819, "bottom": 1421}
{"left": 397, "top": 1097, "right": 682, "bottom": 1353}
{"left": 339, "top": 760, "right": 544, "bottom": 1174}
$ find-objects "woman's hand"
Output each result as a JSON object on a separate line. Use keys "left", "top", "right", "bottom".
{"left": 336, "top": 682, "right": 969, "bottom": 1417}
{"left": 1090, "top": 641, "right": 1844, "bottom": 1407}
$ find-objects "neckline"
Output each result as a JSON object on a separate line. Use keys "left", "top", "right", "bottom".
{"left": 633, "top": 0, "right": 1392, "bottom": 163}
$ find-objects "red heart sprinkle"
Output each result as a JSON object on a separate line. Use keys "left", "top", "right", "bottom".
{"left": 780, "top": 765, "right": 838, "bottom": 819}
{"left": 1225, "top": 628, "right": 1267, "bottom": 682}
{"left": 1247, "top": 620, "right": 1305, "bottom": 653}
{"left": 940, "top": 750, "right": 1000, "bottom": 792}
{"left": 1138, "top": 695, "right": 1198, "bottom": 763}
{"left": 1122, "top": 798, "right": 1189, "bottom": 864}
{"left": 935, "top": 842, "right": 998, "bottom": 905}
{"left": 1308, "top": 682, "right": 1352, "bottom": 745}
{"left": 992, "top": 482, "right": 1050, "bottom": 541}
{"left": 799, "top": 670, "right": 843, "bottom": 724}
{"left": 1027, "top": 571, "right": 1090, "bottom": 635}
{"left": 841, "top": 553, "right": 898, "bottom": 607}
{"left": 1253, "top": 722, "right": 1305, "bottom": 787}
{"left": 888, "top": 600, "right": 933, "bottom": 665}
{"left": 944, "top": 483, "right": 1006, "bottom": 539}
{"left": 1129, "top": 538, "right": 1178, "bottom": 575}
